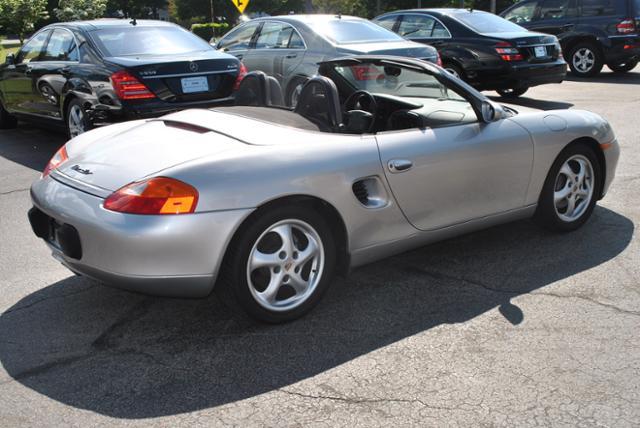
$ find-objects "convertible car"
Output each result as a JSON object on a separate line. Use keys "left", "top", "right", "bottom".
{"left": 28, "top": 56, "right": 619, "bottom": 323}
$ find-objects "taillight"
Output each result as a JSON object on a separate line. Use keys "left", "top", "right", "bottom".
{"left": 42, "top": 146, "right": 68, "bottom": 178}
{"left": 495, "top": 41, "right": 524, "bottom": 61}
{"left": 104, "top": 177, "right": 199, "bottom": 215}
{"left": 233, "top": 62, "right": 248, "bottom": 90}
{"left": 436, "top": 53, "right": 443, "bottom": 67}
{"left": 110, "top": 70, "right": 155, "bottom": 100}
{"left": 350, "top": 64, "right": 383, "bottom": 80}
{"left": 616, "top": 19, "right": 636, "bottom": 34}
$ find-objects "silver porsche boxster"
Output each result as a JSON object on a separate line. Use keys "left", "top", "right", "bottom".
{"left": 29, "top": 56, "right": 619, "bottom": 323}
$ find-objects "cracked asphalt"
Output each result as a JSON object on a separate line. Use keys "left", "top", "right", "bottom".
{"left": 1, "top": 69, "right": 639, "bottom": 427}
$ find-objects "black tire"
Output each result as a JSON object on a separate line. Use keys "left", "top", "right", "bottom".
{"left": 219, "top": 204, "right": 336, "bottom": 323}
{"left": 607, "top": 59, "right": 638, "bottom": 73}
{"left": 443, "top": 63, "right": 464, "bottom": 81}
{"left": 65, "top": 98, "right": 92, "bottom": 139}
{"left": 567, "top": 42, "right": 604, "bottom": 77}
{"left": 535, "top": 143, "right": 602, "bottom": 232}
{"left": 285, "top": 76, "right": 308, "bottom": 108}
{"left": 0, "top": 98, "right": 18, "bottom": 129}
{"left": 496, "top": 87, "right": 529, "bottom": 98}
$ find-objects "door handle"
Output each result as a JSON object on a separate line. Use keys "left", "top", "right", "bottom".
{"left": 285, "top": 54, "right": 298, "bottom": 59}
{"left": 388, "top": 159, "right": 413, "bottom": 173}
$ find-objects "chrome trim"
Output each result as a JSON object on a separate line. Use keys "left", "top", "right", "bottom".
{"left": 50, "top": 170, "right": 112, "bottom": 198}
{"left": 252, "top": 20, "right": 308, "bottom": 51}
{"left": 141, "top": 69, "right": 238, "bottom": 79}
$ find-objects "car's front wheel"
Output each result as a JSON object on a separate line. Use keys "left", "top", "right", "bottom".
{"left": 0, "top": 98, "right": 18, "bottom": 129}
{"left": 535, "top": 143, "right": 602, "bottom": 232}
{"left": 496, "top": 87, "right": 528, "bottom": 98}
{"left": 608, "top": 59, "right": 638, "bottom": 73}
{"left": 221, "top": 205, "right": 336, "bottom": 323}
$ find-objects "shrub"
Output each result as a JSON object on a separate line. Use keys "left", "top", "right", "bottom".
{"left": 191, "top": 22, "right": 230, "bottom": 41}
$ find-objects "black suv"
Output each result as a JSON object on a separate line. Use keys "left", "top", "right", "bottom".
{"left": 501, "top": 0, "right": 640, "bottom": 76}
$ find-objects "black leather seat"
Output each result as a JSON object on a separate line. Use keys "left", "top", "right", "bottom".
{"left": 235, "top": 71, "right": 285, "bottom": 107}
{"left": 293, "top": 76, "right": 343, "bottom": 132}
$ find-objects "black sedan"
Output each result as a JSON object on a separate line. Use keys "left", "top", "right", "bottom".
{"left": 0, "top": 20, "right": 244, "bottom": 137}
{"left": 374, "top": 8, "right": 567, "bottom": 97}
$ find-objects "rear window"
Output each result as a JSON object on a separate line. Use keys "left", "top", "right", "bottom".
{"left": 313, "top": 19, "right": 404, "bottom": 44}
{"left": 455, "top": 11, "right": 528, "bottom": 33}
{"left": 90, "top": 26, "right": 212, "bottom": 57}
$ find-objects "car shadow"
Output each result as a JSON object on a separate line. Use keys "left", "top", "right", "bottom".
{"left": 565, "top": 69, "right": 640, "bottom": 84}
{"left": 488, "top": 95, "right": 574, "bottom": 111}
{"left": 0, "top": 206, "right": 633, "bottom": 419}
{"left": 0, "top": 126, "right": 66, "bottom": 172}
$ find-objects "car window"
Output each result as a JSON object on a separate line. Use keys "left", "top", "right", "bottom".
{"left": 456, "top": 10, "right": 528, "bottom": 33}
{"left": 218, "top": 22, "right": 259, "bottom": 51}
{"left": 42, "top": 29, "right": 78, "bottom": 62}
{"left": 16, "top": 31, "right": 50, "bottom": 64}
{"left": 374, "top": 15, "right": 397, "bottom": 31}
{"left": 313, "top": 19, "right": 404, "bottom": 44}
{"left": 538, "top": 0, "right": 576, "bottom": 19}
{"left": 580, "top": 0, "right": 619, "bottom": 16}
{"left": 431, "top": 21, "right": 452, "bottom": 38}
{"left": 503, "top": 1, "right": 539, "bottom": 24}
{"left": 255, "top": 22, "right": 297, "bottom": 49}
{"left": 289, "top": 30, "right": 305, "bottom": 49}
{"left": 91, "top": 25, "right": 212, "bottom": 56}
{"left": 398, "top": 15, "right": 436, "bottom": 38}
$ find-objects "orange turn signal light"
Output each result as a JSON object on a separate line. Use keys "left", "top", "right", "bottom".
{"left": 42, "top": 145, "right": 69, "bottom": 178}
{"left": 104, "top": 177, "right": 199, "bottom": 215}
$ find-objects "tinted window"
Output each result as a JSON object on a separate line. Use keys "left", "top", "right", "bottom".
{"left": 218, "top": 23, "right": 259, "bottom": 51}
{"left": 91, "top": 26, "right": 212, "bottom": 56}
{"left": 539, "top": 0, "right": 575, "bottom": 19}
{"left": 432, "top": 22, "right": 451, "bottom": 38}
{"left": 255, "top": 22, "right": 298, "bottom": 49}
{"left": 580, "top": 0, "right": 618, "bottom": 16}
{"left": 43, "top": 29, "right": 78, "bottom": 61}
{"left": 313, "top": 19, "right": 404, "bottom": 44}
{"left": 17, "top": 31, "right": 49, "bottom": 64}
{"left": 374, "top": 15, "right": 397, "bottom": 31}
{"left": 289, "top": 31, "right": 305, "bottom": 49}
{"left": 398, "top": 15, "right": 436, "bottom": 38}
{"left": 456, "top": 11, "right": 528, "bottom": 33}
{"left": 504, "top": 2, "right": 539, "bottom": 24}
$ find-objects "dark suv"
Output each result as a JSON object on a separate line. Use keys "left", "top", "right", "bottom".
{"left": 501, "top": 0, "right": 640, "bottom": 76}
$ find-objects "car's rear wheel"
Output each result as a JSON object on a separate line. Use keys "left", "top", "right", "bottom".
{"left": 535, "top": 143, "right": 602, "bottom": 232}
{"left": 0, "top": 98, "right": 18, "bottom": 129}
{"left": 65, "top": 98, "right": 92, "bottom": 139}
{"left": 496, "top": 87, "right": 528, "bottom": 98}
{"left": 286, "top": 76, "right": 308, "bottom": 108}
{"left": 443, "top": 63, "right": 464, "bottom": 80}
{"left": 220, "top": 205, "right": 336, "bottom": 323}
{"left": 608, "top": 59, "right": 638, "bottom": 73}
{"left": 568, "top": 42, "right": 604, "bottom": 77}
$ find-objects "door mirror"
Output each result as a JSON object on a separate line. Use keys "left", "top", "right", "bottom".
{"left": 5, "top": 53, "right": 15, "bottom": 65}
{"left": 481, "top": 101, "right": 496, "bottom": 122}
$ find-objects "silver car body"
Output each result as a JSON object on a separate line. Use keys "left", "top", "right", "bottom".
{"left": 29, "top": 56, "right": 619, "bottom": 297}
{"left": 216, "top": 15, "right": 439, "bottom": 103}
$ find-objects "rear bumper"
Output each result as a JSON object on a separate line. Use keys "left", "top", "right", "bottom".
{"left": 29, "top": 176, "right": 253, "bottom": 297}
{"left": 470, "top": 60, "right": 567, "bottom": 91}
{"left": 602, "top": 35, "right": 640, "bottom": 64}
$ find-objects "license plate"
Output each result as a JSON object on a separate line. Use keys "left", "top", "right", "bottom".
{"left": 534, "top": 46, "right": 547, "bottom": 57}
{"left": 181, "top": 76, "right": 209, "bottom": 93}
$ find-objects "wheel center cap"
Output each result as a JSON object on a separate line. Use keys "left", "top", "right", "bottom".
{"left": 284, "top": 261, "right": 293, "bottom": 271}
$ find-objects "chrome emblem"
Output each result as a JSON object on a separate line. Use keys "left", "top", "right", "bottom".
{"left": 189, "top": 62, "right": 199, "bottom": 72}
{"left": 70, "top": 164, "right": 93, "bottom": 175}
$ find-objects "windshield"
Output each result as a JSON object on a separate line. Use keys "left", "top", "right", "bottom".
{"left": 90, "top": 26, "right": 212, "bottom": 56}
{"left": 313, "top": 19, "right": 404, "bottom": 44}
{"left": 333, "top": 61, "right": 466, "bottom": 102}
{"left": 455, "top": 11, "right": 527, "bottom": 33}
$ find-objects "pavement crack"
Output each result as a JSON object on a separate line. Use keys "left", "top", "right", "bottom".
{"left": 0, "top": 352, "right": 95, "bottom": 385}
{"left": 2, "top": 284, "right": 97, "bottom": 316}
{"left": 0, "top": 187, "right": 29, "bottom": 196}
{"left": 91, "top": 298, "right": 156, "bottom": 350}
{"left": 530, "top": 292, "right": 640, "bottom": 316}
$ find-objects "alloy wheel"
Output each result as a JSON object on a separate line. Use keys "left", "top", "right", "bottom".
{"left": 246, "top": 219, "right": 325, "bottom": 312}
{"left": 553, "top": 154, "right": 595, "bottom": 222}
{"left": 445, "top": 67, "right": 460, "bottom": 78}
{"left": 572, "top": 48, "right": 595, "bottom": 74}
{"left": 67, "top": 104, "right": 86, "bottom": 138}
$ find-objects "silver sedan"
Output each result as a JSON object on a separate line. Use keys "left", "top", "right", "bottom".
{"left": 28, "top": 56, "right": 619, "bottom": 323}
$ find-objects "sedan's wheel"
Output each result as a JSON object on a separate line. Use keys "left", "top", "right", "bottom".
{"left": 39, "top": 83, "right": 58, "bottom": 105}
{"left": 608, "top": 59, "right": 638, "bottom": 73}
{"left": 221, "top": 205, "right": 336, "bottom": 323}
{"left": 496, "top": 87, "right": 528, "bottom": 98}
{"left": 0, "top": 99, "right": 18, "bottom": 129}
{"left": 286, "top": 77, "right": 308, "bottom": 108}
{"left": 443, "top": 63, "right": 463, "bottom": 80}
{"left": 66, "top": 99, "right": 92, "bottom": 138}
{"left": 568, "top": 43, "right": 604, "bottom": 77}
{"left": 535, "top": 144, "right": 601, "bottom": 232}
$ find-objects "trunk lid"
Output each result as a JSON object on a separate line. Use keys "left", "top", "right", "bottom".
{"left": 488, "top": 32, "right": 561, "bottom": 63}
{"left": 336, "top": 40, "right": 438, "bottom": 62}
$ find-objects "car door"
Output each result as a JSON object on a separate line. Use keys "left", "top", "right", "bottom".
{"left": 527, "top": 0, "right": 579, "bottom": 36}
{"left": 248, "top": 21, "right": 306, "bottom": 85}
{"left": 216, "top": 22, "right": 260, "bottom": 63}
{"left": 2, "top": 30, "right": 51, "bottom": 114}
{"left": 34, "top": 28, "right": 80, "bottom": 119}
{"left": 502, "top": 0, "right": 541, "bottom": 28}
{"left": 376, "top": 93, "right": 533, "bottom": 231}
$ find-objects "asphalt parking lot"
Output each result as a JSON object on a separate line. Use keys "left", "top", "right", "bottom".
{"left": 1, "top": 69, "right": 639, "bottom": 427}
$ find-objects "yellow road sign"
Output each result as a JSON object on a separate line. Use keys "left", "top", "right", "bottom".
{"left": 231, "top": 0, "right": 249, "bottom": 13}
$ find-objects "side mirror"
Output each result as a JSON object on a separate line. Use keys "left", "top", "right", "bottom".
{"left": 5, "top": 53, "right": 15, "bottom": 65}
{"left": 481, "top": 101, "right": 496, "bottom": 122}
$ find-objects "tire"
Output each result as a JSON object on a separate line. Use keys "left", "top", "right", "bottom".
{"left": 567, "top": 42, "right": 604, "bottom": 77}
{"left": 443, "top": 63, "right": 464, "bottom": 80}
{"left": 285, "top": 76, "right": 308, "bottom": 108}
{"left": 607, "top": 59, "right": 638, "bottom": 73}
{"left": 219, "top": 205, "right": 336, "bottom": 323}
{"left": 496, "top": 87, "right": 529, "bottom": 98}
{"left": 0, "top": 98, "right": 18, "bottom": 129}
{"left": 65, "top": 98, "right": 92, "bottom": 139}
{"left": 535, "top": 143, "right": 602, "bottom": 232}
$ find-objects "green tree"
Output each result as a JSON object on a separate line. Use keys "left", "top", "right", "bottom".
{"left": 55, "top": 0, "right": 108, "bottom": 21}
{"left": 106, "top": 0, "right": 167, "bottom": 18}
{"left": 0, "top": 0, "right": 49, "bottom": 42}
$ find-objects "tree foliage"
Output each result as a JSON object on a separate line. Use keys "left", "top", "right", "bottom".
{"left": 0, "top": 0, "right": 49, "bottom": 42}
{"left": 106, "top": 0, "right": 167, "bottom": 18}
{"left": 55, "top": 0, "right": 108, "bottom": 21}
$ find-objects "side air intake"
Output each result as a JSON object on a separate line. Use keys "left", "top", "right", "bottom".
{"left": 351, "top": 177, "right": 388, "bottom": 208}
{"left": 352, "top": 181, "right": 369, "bottom": 205}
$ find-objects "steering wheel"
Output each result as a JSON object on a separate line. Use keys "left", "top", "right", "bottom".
{"left": 343, "top": 90, "right": 378, "bottom": 133}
